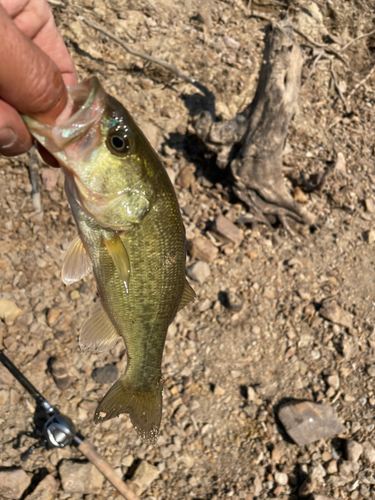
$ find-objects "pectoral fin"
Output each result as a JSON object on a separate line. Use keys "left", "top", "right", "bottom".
{"left": 177, "top": 279, "right": 196, "bottom": 311}
{"left": 102, "top": 234, "right": 131, "bottom": 295}
{"left": 61, "top": 235, "right": 93, "bottom": 285}
{"left": 80, "top": 302, "right": 121, "bottom": 353}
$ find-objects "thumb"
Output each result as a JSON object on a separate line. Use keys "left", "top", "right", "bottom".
{"left": 0, "top": 5, "right": 68, "bottom": 155}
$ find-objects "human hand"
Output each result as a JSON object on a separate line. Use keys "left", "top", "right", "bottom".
{"left": 0, "top": 0, "right": 77, "bottom": 163}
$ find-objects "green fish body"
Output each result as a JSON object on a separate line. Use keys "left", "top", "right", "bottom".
{"left": 23, "top": 77, "right": 195, "bottom": 441}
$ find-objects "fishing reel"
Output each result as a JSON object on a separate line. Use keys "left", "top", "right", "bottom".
{"left": 14, "top": 404, "right": 77, "bottom": 460}
{"left": 38, "top": 408, "right": 76, "bottom": 448}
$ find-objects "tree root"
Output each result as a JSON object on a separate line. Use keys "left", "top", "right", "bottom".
{"left": 194, "top": 20, "right": 315, "bottom": 228}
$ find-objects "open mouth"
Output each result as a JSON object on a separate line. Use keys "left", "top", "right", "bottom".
{"left": 22, "top": 77, "right": 106, "bottom": 157}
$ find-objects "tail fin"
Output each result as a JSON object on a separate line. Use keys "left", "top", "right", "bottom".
{"left": 94, "top": 377, "right": 163, "bottom": 443}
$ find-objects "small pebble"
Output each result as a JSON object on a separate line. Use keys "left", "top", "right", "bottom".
{"left": 223, "top": 36, "right": 240, "bottom": 50}
{"left": 335, "top": 152, "right": 346, "bottom": 175}
{"left": 319, "top": 300, "right": 353, "bottom": 329}
{"left": 0, "top": 299, "right": 23, "bottom": 325}
{"left": 176, "top": 165, "right": 196, "bottom": 189}
{"left": 274, "top": 471, "right": 288, "bottom": 486}
{"left": 325, "top": 460, "right": 337, "bottom": 474}
{"left": 365, "top": 198, "right": 375, "bottom": 213}
{"left": 186, "top": 261, "right": 211, "bottom": 284}
{"left": 212, "top": 214, "right": 243, "bottom": 246}
{"left": 188, "top": 237, "right": 218, "bottom": 263}
{"left": 131, "top": 460, "right": 160, "bottom": 492}
{"left": 362, "top": 441, "right": 375, "bottom": 463}
{"left": 345, "top": 440, "right": 363, "bottom": 462}
{"left": 327, "top": 375, "right": 340, "bottom": 390}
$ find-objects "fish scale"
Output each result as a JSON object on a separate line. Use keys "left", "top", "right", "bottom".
{"left": 23, "top": 76, "right": 195, "bottom": 441}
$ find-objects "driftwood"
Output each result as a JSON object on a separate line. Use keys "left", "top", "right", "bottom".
{"left": 194, "top": 21, "right": 314, "bottom": 230}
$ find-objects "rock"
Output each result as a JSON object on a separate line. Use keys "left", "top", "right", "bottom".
{"left": 319, "top": 300, "right": 353, "bottom": 329}
{"left": 339, "top": 460, "right": 357, "bottom": 477}
{"left": 335, "top": 152, "right": 346, "bottom": 175}
{"left": 41, "top": 168, "right": 58, "bottom": 191}
{"left": 0, "top": 389, "right": 9, "bottom": 404}
{"left": 70, "top": 290, "right": 80, "bottom": 300}
{"left": 176, "top": 165, "right": 196, "bottom": 188}
{"left": 369, "top": 365, "right": 375, "bottom": 377}
{"left": 131, "top": 460, "right": 160, "bottom": 492}
{"left": 122, "top": 455, "right": 134, "bottom": 467}
{"left": 271, "top": 444, "right": 282, "bottom": 462}
{"left": 345, "top": 440, "right": 363, "bottom": 462}
{"left": 59, "top": 460, "right": 104, "bottom": 494}
{"left": 24, "top": 474, "right": 57, "bottom": 500}
{"left": 253, "top": 475, "right": 263, "bottom": 496}
{"left": 277, "top": 400, "right": 345, "bottom": 446}
{"left": 367, "top": 229, "right": 375, "bottom": 245}
{"left": 0, "top": 365, "right": 14, "bottom": 387}
{"left": 30, "top": 350, "right": 49, "bottom": 371}
{"left": 0, "top": 299, "right": 23, "bottom": 325}
{"left": 198, "top": 298, "right": 211, "bottom": 312}
{"left": 188, "top": 237, "right": 218, "bottom": 263}
{"left": 186, "top": 261, "right": 211, "bottom": 284}
{"left": 293, "top": 186, "right": 309, "bottom": 203}
{"left": 274, "top": 471, "right": 288, "bottom": 486}
{"left": 92, "top": 364, "right": 118, "bottom": 384}
{"left": 79, "top": 400, "right": 98, "bottom": 414}
{"left": 325, "top": 460, "right": 338, "bottom": 474}
{"left": 326, "top": 375, "right": 340, "bottom": 390}
{"left": 0, "top": 469, "right": 31, "bottom": 499}
{"left": 298, "top": 474, "right": 315, "bottom": 496}
{"left": 223, "top": 36, "right": 240, "bottom": 50}
{"left": 47, "top": 308, "right": 62, "bottom": 326}
{"left": 212, "top": 215, "right": 243, "bottom": 246}
{"left": 362, "top": 441, "right": 375, "bottom": 463}
{"left": 49, "top": 358, "right": 72, "bottom": 390}
{"left": 365, "top": 198, "right": 375, "bottom": 213}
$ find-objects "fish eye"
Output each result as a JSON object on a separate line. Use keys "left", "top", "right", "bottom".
{"left": 106, "top": 129, "right": 132, "bottom": 156}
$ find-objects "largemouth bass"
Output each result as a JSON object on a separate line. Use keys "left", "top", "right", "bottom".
{"left": 23, "top": 77, "right": 195, "bottom": 442}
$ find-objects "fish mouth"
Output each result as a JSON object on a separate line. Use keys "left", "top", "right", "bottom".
{"left": 22, "top": 77, "right": 106, "bottom": 168}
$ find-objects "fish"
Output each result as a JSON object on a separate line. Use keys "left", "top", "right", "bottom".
{"left": 23, "top": 77, "right": 195, "bottom": 442}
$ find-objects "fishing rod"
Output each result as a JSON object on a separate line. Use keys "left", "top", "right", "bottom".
{"left": 0, "top": 350, "right": 139, "bottom": 500}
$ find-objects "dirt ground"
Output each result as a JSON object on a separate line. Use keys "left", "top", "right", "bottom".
{"left": 1, "top": 0, "right": 375, "bottom": 499}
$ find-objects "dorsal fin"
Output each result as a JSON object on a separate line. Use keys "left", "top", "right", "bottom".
{"left": 61, "top": 235, "right": 93, "bottom": 285}
{"left": 80, "top": 302, "right": 121, "bottom": 353}
{"left": 178, "top": 279, "right": 196, "bottom": 311}
{"left": 102, "top": 234, "right": 131, "bottom": 295}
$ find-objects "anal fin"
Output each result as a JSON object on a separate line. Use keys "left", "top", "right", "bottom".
{"left": 80, "top": 302, "right": 121, "bottom": 353}
{"left": 177, "top": 279, "right": 196, "bottom": 311}
{"left": 102, "top": 233, "right": 131, "bottom": 295}
{"left": 62, "top": 234, "right": 93, "bottom": 285}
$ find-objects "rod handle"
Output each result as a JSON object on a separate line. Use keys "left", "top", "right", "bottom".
{"left": 77, "top": 439, "right": 140, "bottom": 500}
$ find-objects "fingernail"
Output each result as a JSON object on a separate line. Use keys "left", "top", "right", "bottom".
{"left": 0, "top": 127, "right": 17, "bottom": 150}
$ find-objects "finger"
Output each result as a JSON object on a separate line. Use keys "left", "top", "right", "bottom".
{"left": 0, "top": 99, "right": 33, "bottom": 156}
{"left": 0, "top": 5, "right": 68, "bottom": 123}
{"left": 9, "top": 0, "right": 77, "bottom": 86}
